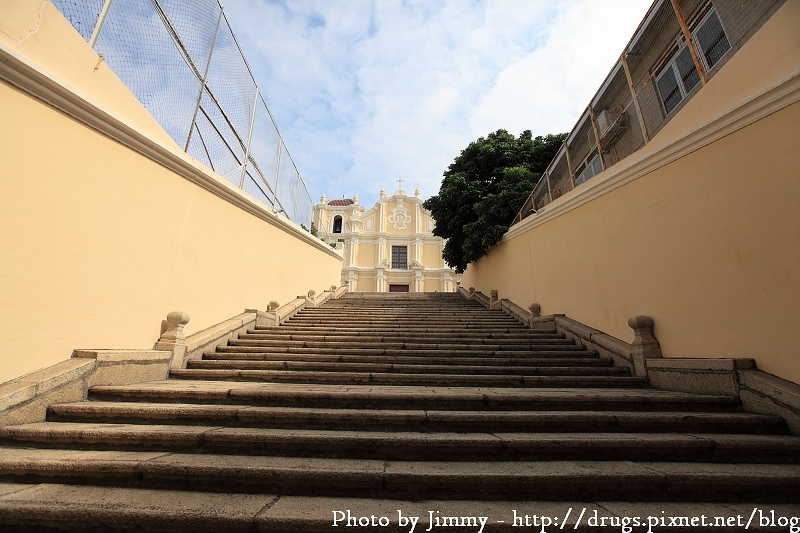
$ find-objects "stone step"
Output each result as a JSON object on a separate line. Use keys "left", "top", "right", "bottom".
{"left": 285, "top": 316, "right": 521, "bottom": 325}
{"left": 240, "top": 331, "right": 565, "bottom": 343}
{"left": 3, "top": 423, "right": 800, "bottom": 464}
{"left": 222, "top": 342, "right": 587, "bottom": 357}
{"left": 46, "top": 401, "right": 788, "bottom": 434}
{"left": 168, "top": 368, "right": 645, "bottom": 388}
{"left": 3, "top": 484, "right": 797, "bottom": 533}
{"left": 0, "top": 447, "right": 797, "bottom": 502}
{"left": 255, "top": 324, "right": 543, "bottom": 334}
{"left": 295, "top": 313, "right": 512, "bottom": 321}
{"left": 213, "top": 346, "right": 598, "bottom": 360}
{"left": 187, "top": 359, "right": 628, "bottom": 376}
{"left": 228, "top": 338, "right": 580, "bottom": 351}
{"left": 255, "top": 327, "right": 555, "bottom": 339}
{"left": 87, "top": 381, "right": 742, "bottom": 412}
{"left": 203, "top": 351, "right": 614, "bottom": 367}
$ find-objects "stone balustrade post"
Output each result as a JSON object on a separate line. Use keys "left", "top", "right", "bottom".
{"left": 628, "top": 315, "right": 662, "bottom": 376}
{"left": 306, "top": 290, "right": 317, "bottom": 308}
{"left": 260, "top": 300, "right": 280, "bottom": 327}
{"left": 155, "top": 311, "right": 190, "bottom": 370}
{"left": 528, "top": 303, "right": 541, "bottom": 329}
{"left": 489, "top": 290, "right": 501, "bottom": 310}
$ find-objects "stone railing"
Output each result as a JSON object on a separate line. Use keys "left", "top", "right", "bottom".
{"left": 459, "top": 287, "right": 800, "bottom": 434}
{"left": 0, "top": 285, "right": 348, "bottom": 426}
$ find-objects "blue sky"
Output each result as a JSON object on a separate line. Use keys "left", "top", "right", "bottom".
{"left": 222, "top": 0, "right": 653, "bottom": 204}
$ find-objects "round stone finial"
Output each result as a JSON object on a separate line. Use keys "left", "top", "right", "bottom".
{"left": 628, "top": 315, "right": 654, "bottom": 330}
{"left": 353, "top": 195, "right": 359, "bottom": 204}
{"left": 415, "top": 188, "right": 421, "bottom": 198}
{"left": 166, "top": 311, "right": 190, "bottom": 328}
{"left": 380, "top": 188, "right": 386, "bottom": 198}
{"left": 321, "top": 194, "right": 327, "bottom": 204}
{"left": 268, "top": 300, "right": 280, "bottom": 311}
{"left": 529, "top": 303, "right": 541, "bottom": 318}
{"left": 308, "top": 290, "right": 316, "bottom": 298}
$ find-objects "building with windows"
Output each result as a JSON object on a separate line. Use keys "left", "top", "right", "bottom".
{"left": 314, "top": 187, "right": 459, "bottom": 293}
{"left": 463, "top": 0, "right": 800, "bottom": 386}
{"left": 514, "top": 0, "right": 788, "bottom": 220}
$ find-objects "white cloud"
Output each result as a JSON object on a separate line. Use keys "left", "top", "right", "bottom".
{"left": 222, "top": 0, "right": 654, "bottom": 203}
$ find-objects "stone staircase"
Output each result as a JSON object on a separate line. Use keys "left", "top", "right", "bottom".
{"left": 1, "top": 292, "right": 799, "bottom": 530}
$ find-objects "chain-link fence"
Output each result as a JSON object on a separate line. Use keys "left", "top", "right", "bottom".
{"left": 52, "top": 0, "right": 313, "bottom": 229}
{"left": 513, "top": 0, "right": 783, "bottom": 225}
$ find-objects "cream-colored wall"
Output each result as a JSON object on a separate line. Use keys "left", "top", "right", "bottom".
{"left": 422, "top": 243, "right": 444, "bottom": 268}
{"left": 355, "top": 243, "right": 376, "bottom": 267}
{"left": 357, "top": 278, "right": 377, "bottom": 292}
{"left": 423, "top": 279, "right": 443, "bottom": 293}
{"left": 462, "top": 0, "right": 800, "bottom": 384}
{"left": 0, "top": 0, "right": 342, "bottom": 384}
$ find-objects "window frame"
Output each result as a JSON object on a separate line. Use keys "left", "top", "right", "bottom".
{"left": 391, "top": 245, "right": 408, "bottom": 270}
{"left": 655, "top": 40, "right": 701, "bottom": 116}
{"left": 691, "top": 6, "right": 731, "bottom": 74}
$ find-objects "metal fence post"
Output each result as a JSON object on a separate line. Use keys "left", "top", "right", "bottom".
{"left": 185, "top": 7, "right": 223, "bottom": 152}
{"left": 588, "top": 104, "right": 606, "bottom": 172}
{"left": 240, "top": 87, "right": 260, "bottom": 189}
{"left": 620, "top": 52, "right": 650, "bottom": 143}
{"left": 293, "top": 172, "right": 301, "bottom": 222}
{"left": 564, "top": 140, "right": 575, "bottom": 190}
{"left": 273, "top": 138, "right": 283, "bottom": 211}
{"left": 88, "top": 0, "right": 115, "bottom": 49}
{"left": 670, "top": 0, "right": 708, "bottom": 85}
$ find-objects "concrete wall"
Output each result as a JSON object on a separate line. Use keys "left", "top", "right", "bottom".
{"left": 0, "top": 0, "right": 343, "bottom": 384}
{"left": 462, "top": 0, "right": 800, "bottom": 385}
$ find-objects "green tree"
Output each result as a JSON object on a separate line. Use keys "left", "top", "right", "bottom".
{"left": 424, "top": 129, "right": 566, "bottom": 273}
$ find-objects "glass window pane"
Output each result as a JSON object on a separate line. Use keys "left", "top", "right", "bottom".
{"left": 656, "top": 66, "right": 683, "bottom": 115}
{"left": 694, "top": 10, "right": 731, "bottom": 69}
{"left": 392, "top": 246, "right": 408, "bottom": 269}
{"left": 675, "top": 46, "right": 701, "bottom": 93}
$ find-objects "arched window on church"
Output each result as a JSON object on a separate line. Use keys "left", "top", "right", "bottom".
{"left": 332, "top": 215, "right": 343, "bottom": 234}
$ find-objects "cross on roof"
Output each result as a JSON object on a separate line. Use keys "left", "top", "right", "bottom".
{"left": 397, "top": 178, "right": 404, "bottom": 189}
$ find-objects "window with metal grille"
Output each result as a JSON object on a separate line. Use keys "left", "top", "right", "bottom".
{"left": 655, "top": 4, "right": 730, "bottom": 117}
{"left": 692, "top": 7, "right": 731, "bottom": 72}
{"left": 391, "top": 246, "right": 408, "bottom": 270}
{"left": 656, "top": 42, "right": 701, "bottom": 115}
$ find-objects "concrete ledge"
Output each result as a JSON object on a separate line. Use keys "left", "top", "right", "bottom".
{"left": 73, "top": 350, "right": 172, "bottom": 388}
{"left": 646, "top": 358, "right": 756, "bottom": 397}
{"left": 530, "top": 315, "right": 558, "bottom": 332}
{"left": 0, "top": 359, "right": 95, "bottom": 426}
{"left": 590, "top": 333, "right": 636, "bottom": 372}
{"left": 499, "top": 299, "right": 530, "bottom": 326}
{"left": 278, "top": 298, "right": 306, "bottom": 324}
{"left": 552, "top": 317, "right": 642, "bottom": 376}
{"left": 473, "top": 292, "right": 490, "bottom": 308}
{"left": 739, "top": 370, "right": 800, "bottom": 435}
{"left": 182, "top": 312, "right": 257, "bottom": 367}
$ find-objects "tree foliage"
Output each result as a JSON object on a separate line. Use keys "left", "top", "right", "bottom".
{"left": 424, "top": 129, "right": 566, "bottom": 273}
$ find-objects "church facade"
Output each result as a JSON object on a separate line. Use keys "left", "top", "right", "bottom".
{"left": 313, "top": 187, "right": 460, "bottom": 293}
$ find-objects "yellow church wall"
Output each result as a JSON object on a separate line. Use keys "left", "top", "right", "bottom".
{"left": 462, "top": 0, "right": 800, "bottom": 384}
{"left": 355, "top": 243, "right": 376, "bottom": 268}
{"left": 422, "top": 243, "right": 444, "bottom": 269}
{"left": 0, "top": 0, "right": 343, "bottom": 384}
